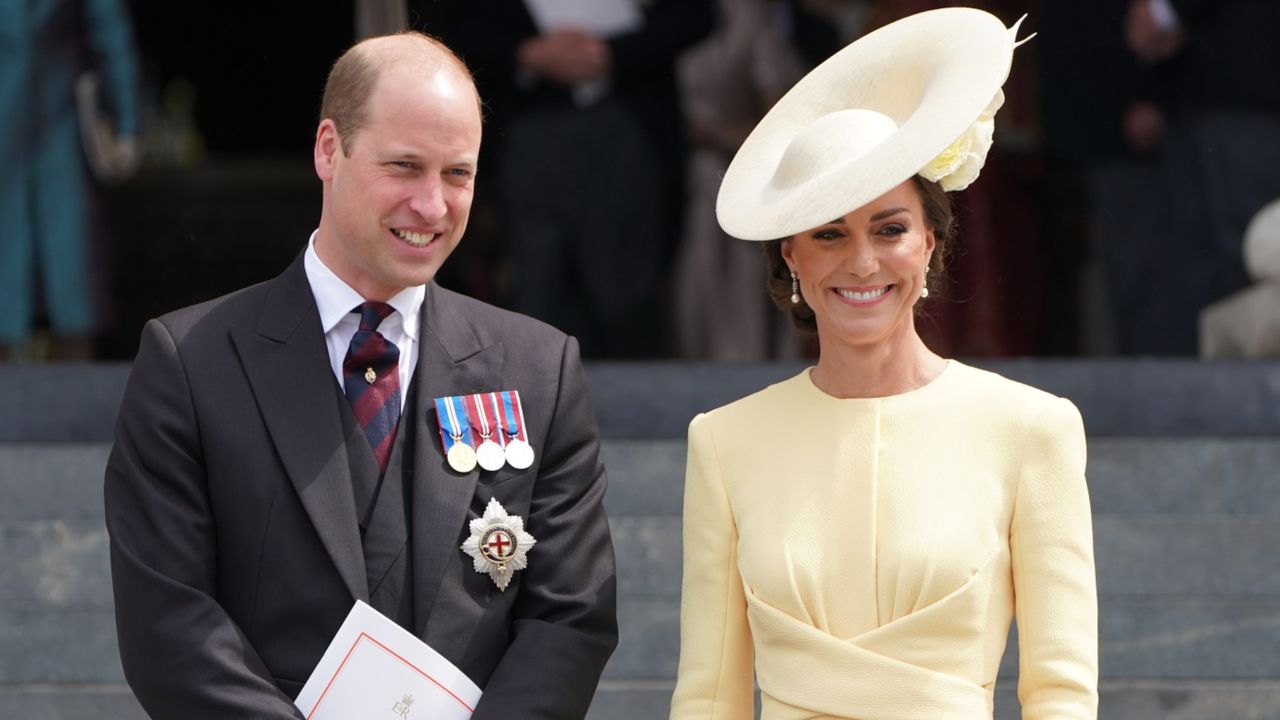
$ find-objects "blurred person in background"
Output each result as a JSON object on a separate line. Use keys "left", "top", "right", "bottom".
{"left": 672, "top": 0, "right": 808, "bottom": 360}
{"left": 410, "top": 0, "right": 713, "bottom": 358}
{"left": 1040, "top": 0, "right": 1170, "bottom": 355}
{"left": 1125, "top": 0, "right": 1280, "bottom": 353}
{"left": 0, "top": 0, "right": 139, "bottom": 361}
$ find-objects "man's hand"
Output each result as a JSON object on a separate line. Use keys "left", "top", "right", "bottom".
{"left": 1126, "top": 0, "right": 1185, "bottom": 63}
{"left": 517, "top": 29, "right": 611, "bottom": 86}
{"left": 108, "top": 136, "right": 140, "bottom": 179}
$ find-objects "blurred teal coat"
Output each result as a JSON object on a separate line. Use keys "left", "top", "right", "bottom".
{"left": 0, "top": 0, "right": 139, "bottom": 342}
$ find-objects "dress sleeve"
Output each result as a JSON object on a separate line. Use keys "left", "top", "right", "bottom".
{"left": 1012, "top": 397, "right": 1099, "bottom": 719}
{"left": 669, "top": 414, "right": 755, "bottom": 719}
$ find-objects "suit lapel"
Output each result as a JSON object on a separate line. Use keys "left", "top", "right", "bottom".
{"left": 411, "top": 283, "right": 505, "bottom": 636}
{"left": 231, "top": 256, "right": 369, "bottom": 603}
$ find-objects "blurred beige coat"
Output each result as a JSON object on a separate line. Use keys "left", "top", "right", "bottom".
{"left": 673, "top": 0, "right": 806, "bottom": 360}
{"left": 1201, "top": 198, "right": 1280, "bottom": 358}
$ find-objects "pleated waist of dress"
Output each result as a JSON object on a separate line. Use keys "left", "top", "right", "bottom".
{"left": 745, "top": 551, "right": 1004, "bottom": 720}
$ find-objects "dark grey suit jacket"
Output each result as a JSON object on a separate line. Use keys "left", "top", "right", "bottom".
{"left": 105, "top": 255, "right": 617, "bottom": 718}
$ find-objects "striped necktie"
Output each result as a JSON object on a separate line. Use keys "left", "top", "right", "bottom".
{"left": 342, "top": 302, "right": 402, "bottom": 473}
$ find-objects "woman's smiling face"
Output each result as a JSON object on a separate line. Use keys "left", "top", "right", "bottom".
{"left": 781, "top": 179, "right": 935, "bottom": 351}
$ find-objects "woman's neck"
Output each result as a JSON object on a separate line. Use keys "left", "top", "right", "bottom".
{"left": 810, "top": 330, "right": 946, "bottom": 399}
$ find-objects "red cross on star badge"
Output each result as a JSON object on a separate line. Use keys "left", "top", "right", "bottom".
{"left": 461, "top": 498, "right": 536, "bottom": 591}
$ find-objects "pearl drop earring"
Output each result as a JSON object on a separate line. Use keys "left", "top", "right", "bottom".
{"left": 790, "top": 271, "right": 800, "bottom": 304}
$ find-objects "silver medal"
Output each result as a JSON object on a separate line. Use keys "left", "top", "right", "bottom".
{"left": 504, "top": 438, "right": 534, "bottom": 470}
{"left": 470, "top": 393, "right": 506, "bottom": 472}
{"left": 476, "top": 440, "right": 505, "bottom": 472}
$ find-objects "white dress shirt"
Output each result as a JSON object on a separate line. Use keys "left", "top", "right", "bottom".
{"left": 303, "top": 231, "right": 424, "bottom": 410}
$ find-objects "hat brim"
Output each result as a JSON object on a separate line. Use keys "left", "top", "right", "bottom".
{"left": 716, "top": 8, "right": 1018, "bottom": 241}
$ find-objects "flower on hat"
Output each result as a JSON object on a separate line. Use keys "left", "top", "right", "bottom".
{"left": 919, "top": 90, "right": 1005, "bottom": 192}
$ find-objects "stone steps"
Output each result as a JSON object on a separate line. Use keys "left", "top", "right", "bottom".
{"left": 5, "top": 436, "right": 1280, "bottom": 718}
{"left": 5, "top": 578, "right": 1278, "bottom": 682}
{"left": 6, "top": 361, "right": 1280, "bottom": 442}
{"left": 586, "top": 361, "right": 1280, "bottom": 439}
{"left": 6, "top": 680, "right": 1279, "bottom": 720}
{"left": 585, "top": 680, "right": 1280, "bottom": 720}
{"left": 3, "top": 361, "right": 1279, "bottom": 718}
{"left": 596, "top": 436, "right": 1280, "bottom": 718}
{"left": 0, "top": 685, "right": 147, "bottom": 720}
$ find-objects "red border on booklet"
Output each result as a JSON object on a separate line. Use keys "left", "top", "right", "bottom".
{"left": 306, "top": 632, "right": 476, "bottom": 718}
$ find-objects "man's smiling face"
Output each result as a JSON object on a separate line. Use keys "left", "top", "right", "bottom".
{"left": 314, "top": 54, "right": 482, "bottom": 301}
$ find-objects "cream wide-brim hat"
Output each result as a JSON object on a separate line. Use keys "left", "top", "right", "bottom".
{"left": 716, "top": 7, "right": 1026, "bottom": 241}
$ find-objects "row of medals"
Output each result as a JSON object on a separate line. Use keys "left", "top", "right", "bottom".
{"left": 448, "top": 429, "right": 533, "bottom": 474}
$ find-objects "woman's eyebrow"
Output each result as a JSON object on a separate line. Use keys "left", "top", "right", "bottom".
{"left": 868, "top": 207, "right": 909, "bottom": 222}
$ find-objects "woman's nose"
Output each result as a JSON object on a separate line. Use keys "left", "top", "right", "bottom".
{"left": 843, "top": 237, "right": 879, "bottom": 276}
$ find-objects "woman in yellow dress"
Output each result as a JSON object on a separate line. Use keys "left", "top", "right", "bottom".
{"left": 669, "top": 8, "right": 1097, "bottom": 720}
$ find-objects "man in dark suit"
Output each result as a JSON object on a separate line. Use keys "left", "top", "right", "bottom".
{"left": 105, "top": 32, "right": 617, "bottom": 718}
{"left": 409, "top": 0, "right": 713, "bottom": 358}
{"left": 1126, "top": 0, "right": 1280, "bottom": 351}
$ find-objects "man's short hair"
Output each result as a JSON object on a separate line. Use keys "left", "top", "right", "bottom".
{"left": 319, "top": 31, "right": 477, "bottom": 156}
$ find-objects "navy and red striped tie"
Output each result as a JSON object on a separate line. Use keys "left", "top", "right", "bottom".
{"left": 342, "top": 302, "right": 402, "bottom": 473}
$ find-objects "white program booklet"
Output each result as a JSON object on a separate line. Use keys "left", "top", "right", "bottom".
{"left": 294, "top": 601, "right": 482, "bottom": 720}
{"left": 523, "top": 0, "right": 642, "bottom": 37}
{"left": 523, "top": 0, "right": 643, "bottom": 106}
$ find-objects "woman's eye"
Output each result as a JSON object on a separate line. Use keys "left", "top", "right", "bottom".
{"left": 812, "top": 229, "right": 843, "bottom": 240}
{"left": 879, "top": 224, "right": 907, "bottom": 236}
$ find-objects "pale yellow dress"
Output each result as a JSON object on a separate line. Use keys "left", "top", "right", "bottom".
{"left": 669, "top": 360, "right": 1098, "bottom": 719}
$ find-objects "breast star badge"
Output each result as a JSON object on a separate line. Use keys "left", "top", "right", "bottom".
{"left": 461, "top": 498, "right": 536, "bottom": 591}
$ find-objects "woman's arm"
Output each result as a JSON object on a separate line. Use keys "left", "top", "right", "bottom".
{"left": 1012, "top": 397, "right": 1099, "bottom": 719}
{"left": 669, "top": 414, "right": 755, "bottom": 719}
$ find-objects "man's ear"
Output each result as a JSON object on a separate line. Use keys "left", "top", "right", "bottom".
{"left": 314, "top": 119, "right": 341, "bottom": 182}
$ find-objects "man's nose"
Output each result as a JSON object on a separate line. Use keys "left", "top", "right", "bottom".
{"left": 410, "top": 175, "right": 447, "bottom": 221}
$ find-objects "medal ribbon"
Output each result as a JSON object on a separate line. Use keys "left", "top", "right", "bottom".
{"left": 434, "top": 396, "right": 457, "bottom": 453}
{"left": 435, "top": 395, "right": 471, "bottom": 453}
{"left": 449, "top": 395, "right": 474, "bottom": 446}
{"left": 499, "top": 391, "right": 528, "bottom": 443}
{"left": 468, "top": 393, "right": 493, "bottom": 440}
{"left": 487, "top": 392, "right": 507, "bottom": 448}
